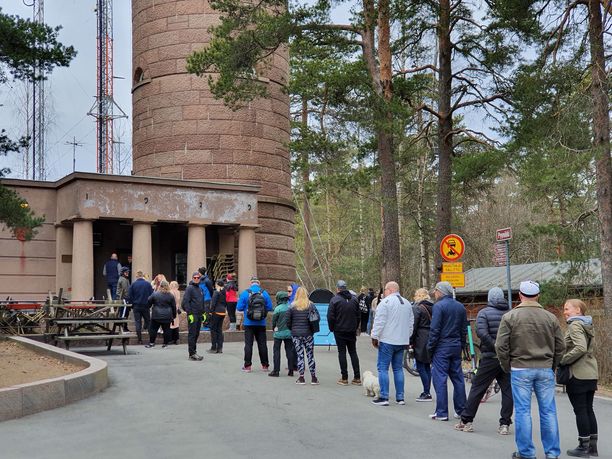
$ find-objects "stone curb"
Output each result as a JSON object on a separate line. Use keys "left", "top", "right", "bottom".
{"left": 0, "top": 336, "right": 108, "bottom": 422}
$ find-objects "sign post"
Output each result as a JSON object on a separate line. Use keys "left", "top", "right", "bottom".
{"left": 440, "top": 234, "right": 466, "bottom": 294}
{"left": 496, "top": 227, "right": 512, "bottom": 308}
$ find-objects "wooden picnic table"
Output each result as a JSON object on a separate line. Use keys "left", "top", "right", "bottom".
{"left": 49, "top": 303, "right": 136, "bottom": 355}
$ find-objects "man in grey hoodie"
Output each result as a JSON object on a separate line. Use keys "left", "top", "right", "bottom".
{"left": 455, "top": 287, "right": 513, "bottom": 434}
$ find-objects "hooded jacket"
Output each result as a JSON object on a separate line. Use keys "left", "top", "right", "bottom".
{"left": 182, "top": 281, "right": 205, "bottom": 315}
{"left": 327, "top": 290, "right": 360, "bottom": 333}
{"left": 272, "top": 292, "right": 291, "bottom": 339}
{"left": 476, "top": 297, "right": 510, "bottom": 357}
{"left": 560, "top": 316, "right": 598, "bottom": 381}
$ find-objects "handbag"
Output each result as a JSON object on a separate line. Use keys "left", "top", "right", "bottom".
{"left": 556, "top": 364, "right": 570, "bottom": 385}
{"left": 308, "top": 304, "right": 320, "bottom": 333}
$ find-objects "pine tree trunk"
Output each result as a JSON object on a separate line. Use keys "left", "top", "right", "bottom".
{"left": 434, "top": 0, "right": 453, "bottom": 275}
{"left": 587, "top": 0, "right": 612, "bottom": 316}
{"left": 377, "top": 0, "right": 401, "bottom": 287}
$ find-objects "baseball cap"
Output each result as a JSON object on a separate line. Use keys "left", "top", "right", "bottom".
{"left": 336, "top": 280, "right": 347, "bottom": 290}
{"left": 519, "top": 280, "right": 540, "bottom": 296}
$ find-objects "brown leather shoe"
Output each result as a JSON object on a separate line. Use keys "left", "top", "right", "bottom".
{"left": 351, "top": 378, "right": 362, "bottom": 386}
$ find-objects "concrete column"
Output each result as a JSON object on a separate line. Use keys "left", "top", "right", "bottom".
{"left": 238, "top": 226, "right": 257, "bottom": 291}
{"left": 55, "top": 225, "right": 73, "bottom": 295}
{"left": 71, "top": 220, "right": 93, "bottom": 301}
{"left": 218, "top": 228, "right": 235, "bottom": 255}
{"left": 187, "top": 224, "right": 207, "bottom": 277}
{"left": 132, "top": 222, "right": 153, "bottom": 279}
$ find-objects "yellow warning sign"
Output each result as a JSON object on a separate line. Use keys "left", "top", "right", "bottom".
{"left": 441, "top": 273, "right": 465, "bottom": 288}
{"left": 442, "top": 262, "right": 463, "bottom": 273}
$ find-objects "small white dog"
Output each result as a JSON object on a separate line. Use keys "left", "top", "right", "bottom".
{"left": 362, "top": 370, "right": 380, "bottom": 398}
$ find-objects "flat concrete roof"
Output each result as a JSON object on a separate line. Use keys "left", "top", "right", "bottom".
{"left": 1, "top": 172, "right": 261, "bottom": 194}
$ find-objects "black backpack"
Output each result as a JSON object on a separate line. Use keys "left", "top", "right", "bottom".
{"left": 247, "top": 289, "right": 268, "bottom": 321}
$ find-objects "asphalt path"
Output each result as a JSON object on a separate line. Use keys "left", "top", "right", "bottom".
{"left": 1, "top": 337, "right": 610, "bottom": 459}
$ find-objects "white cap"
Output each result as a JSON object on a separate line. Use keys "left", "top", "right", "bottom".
{"left": 519, "top": 280, "right": 540, "bottom": 296}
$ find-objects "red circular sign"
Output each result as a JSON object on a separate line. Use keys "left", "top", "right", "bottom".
{"left": 440, "top": 234, "right": 465, "bottom": 262}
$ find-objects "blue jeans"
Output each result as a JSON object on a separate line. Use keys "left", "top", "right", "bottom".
{"left": 377, "top": 342, "right": 405, "bottom": 401}
{"left": 431, "top": 345, "right": 466, "bottom": 417}
{"left": 416, "top": 360, "right": 431, "bottom": 394}
{"left": 511, "top": 368, "right": 560, "bottom": 459}
{"left": 107, "top": 282, "right": 117, "bottom": 300}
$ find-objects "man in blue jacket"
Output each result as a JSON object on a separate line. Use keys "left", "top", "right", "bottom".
{"left": 127, "top": 270, "right": 153, "bottom": 344}
{"left": 427, "top": 281, "right": 467, "bottom": 421}
{"left": 198, "top": 267, "right": 214, "bottom": 310}
{"left": 102, "top": 253, "right": 122, "bottom": 300}
{"left": 237, "top": 276, "right": 273, "bottom": 372}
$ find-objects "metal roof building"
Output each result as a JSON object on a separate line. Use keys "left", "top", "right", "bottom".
{"left": 456, "top": 259, "right": 602, "bottom": 295}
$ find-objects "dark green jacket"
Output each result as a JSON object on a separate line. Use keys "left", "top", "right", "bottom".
{"left": 272, "top": 301, "right": 291, "bottom": 339}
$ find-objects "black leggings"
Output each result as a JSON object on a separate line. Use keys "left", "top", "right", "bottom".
{"left": 226, "top": 302, "right": 237, "bottom": 323}
{"left": 567, "top": 390, "right": 598, "bottom": 437}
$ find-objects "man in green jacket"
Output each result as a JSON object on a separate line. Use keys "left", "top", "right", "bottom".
{"left": 269, "top": 291, "right": 296, "bottom": 377}
{"left": 495, "top": 280, "right": 565, "bottom": 459}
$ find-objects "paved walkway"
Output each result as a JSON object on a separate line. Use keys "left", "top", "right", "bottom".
{"left": 1, "top": 337, "right": 610, "bottom": 459}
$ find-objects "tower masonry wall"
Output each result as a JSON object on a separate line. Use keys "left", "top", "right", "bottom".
{"left": 131, "top": 0, "right": 295, "bottom": 293}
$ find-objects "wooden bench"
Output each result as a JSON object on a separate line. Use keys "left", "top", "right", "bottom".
{"left": 51, "top": 315, "right": 135, "bottom": 355}
{"left": 55, "top": 332, "right": 136, "bottom": 355}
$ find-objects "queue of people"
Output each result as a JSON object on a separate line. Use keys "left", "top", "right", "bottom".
{"left": 116, "top": 262, "right": 600, "bottom": 459}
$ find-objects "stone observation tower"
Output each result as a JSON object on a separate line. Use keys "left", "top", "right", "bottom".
{"left": 131, "top": 1, "right": 295, "bottom": 293}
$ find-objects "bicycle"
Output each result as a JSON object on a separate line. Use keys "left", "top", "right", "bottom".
{"left": 403, "top": 346, "right": 419, "bottom": 376}
{"left": 462, "top": 321, "right": 501, "bottom": 402}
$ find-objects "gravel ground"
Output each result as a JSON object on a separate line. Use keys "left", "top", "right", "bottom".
{"left": 0, "top": 340, "right": 86, "bottom": 388}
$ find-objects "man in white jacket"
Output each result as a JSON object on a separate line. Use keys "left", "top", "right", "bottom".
{"left": 370, "top": 281, "right": 414, "bottom": 406}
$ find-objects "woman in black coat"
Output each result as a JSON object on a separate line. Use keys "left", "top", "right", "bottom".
{"left": 410, "top": 288, "right": 434, "bottom": 402}
{"left": 145, "top": 280, "right": 177, "bottom": 348}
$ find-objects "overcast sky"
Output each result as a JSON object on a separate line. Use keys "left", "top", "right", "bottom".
{"left": 0, "top": 0, "right": 133, "bottom": 180}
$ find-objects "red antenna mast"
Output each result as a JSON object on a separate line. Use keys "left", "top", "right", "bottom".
{"left": 88, "top": 0, "right": 126, "bottom": 174}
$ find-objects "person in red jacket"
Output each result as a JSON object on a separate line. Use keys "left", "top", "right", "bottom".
{"left": 225, "top": 274, "right": 239, "bottom": 331}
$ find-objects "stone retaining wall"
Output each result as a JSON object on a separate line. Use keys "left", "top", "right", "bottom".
{"left": 0, "top": 337, "right": 108, "bottom": 422}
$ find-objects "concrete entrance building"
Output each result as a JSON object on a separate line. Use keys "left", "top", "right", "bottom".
{"left": 0, "top": 1, "right": 295, "bottom": 300}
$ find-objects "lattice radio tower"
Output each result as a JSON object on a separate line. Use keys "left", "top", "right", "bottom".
{"left": 88, "top": 0, "right": 126, "bottom": 174}
{"left": 28, "top": 0, "right": 46, "bottom": 180}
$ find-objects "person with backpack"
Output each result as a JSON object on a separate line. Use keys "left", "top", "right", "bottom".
{"left": 225, "top": 274, "right": 239, "bottom": 331}
{"left": 328, "top": 280, "right": 361, "bottom": 386}
{"left": 268, "top": 290, "right": 296, "bottom": 377}
{"left": 236, "top": 276, "right": 273, "bottom": 372}
{"left": 410, "top": 288, "right": 434, "bottom": 402}
{"left": 287, "top": 286, "right": 320, "bottom": 385}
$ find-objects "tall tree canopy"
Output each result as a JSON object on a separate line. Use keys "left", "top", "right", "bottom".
{"left": 0, "top": 7, "right": 76, "bottom": 239}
